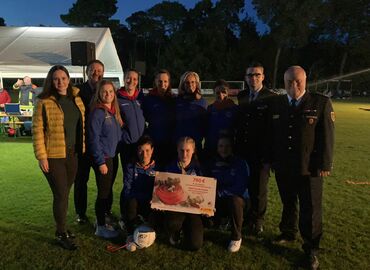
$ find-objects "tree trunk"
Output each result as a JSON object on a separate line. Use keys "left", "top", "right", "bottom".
{"left": 272, "top": 46, "right": 281, "bottom": 90}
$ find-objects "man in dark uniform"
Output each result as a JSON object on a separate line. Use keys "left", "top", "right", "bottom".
{"left": 74, "top": 60, "right": 105, "bottom": 224}
{"left": 264, "top": 66, "right": 334, "bottom": 269}
{"left": 235, "top": 62, "right": 276, "bottom": 236}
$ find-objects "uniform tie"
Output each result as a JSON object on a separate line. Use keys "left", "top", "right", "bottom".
{"left": 291, "top": 99, "right": 297, "bottom": 107}
{"left": 249, "top": 92, "right": 256, "bottom": 102}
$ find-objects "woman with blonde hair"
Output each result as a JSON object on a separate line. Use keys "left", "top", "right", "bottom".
{"left": 174, "top": 71, "right": 207, "bottom": 155}
{"left": 165, "top": 136, "right": 204, "bottom": 251}
{"left": 88, "top": 80, "right": 123, "bottom": 238}
{"left": 33, "top": 65, "right": 85, "bottom": 250}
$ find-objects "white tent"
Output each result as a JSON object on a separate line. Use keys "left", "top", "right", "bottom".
{"left": 0, "top": 26, "right": 123, "bottom": 85}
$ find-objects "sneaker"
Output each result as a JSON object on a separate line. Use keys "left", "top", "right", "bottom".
{"left": 228, "top": 239, "right": 242, "bottom": 252}
{"left": 76, "top": 214, "right": 88, "bottom": 224}
{"left": 55, "top": 232, "right": 77, "bottom": 250}
{"left": 272, "top": 233, "right": 296, "bottom": 244}
{"left": 95, "top": 224, "right": 119, "bottom": 239}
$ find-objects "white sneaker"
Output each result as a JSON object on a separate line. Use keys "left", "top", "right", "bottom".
{"left": 228, "top": 239, "right": 242, "bottom": 252}
{"left": 95, "top": 224, "right": 119, "bottom": 239}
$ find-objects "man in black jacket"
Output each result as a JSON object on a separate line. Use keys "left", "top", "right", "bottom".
{"left": 265, "top": 66, "right": 334, "bottom": 270}
{"left": 74, "top": 60, "right": 105, "bottom": 224}
{"left": 236, "top": 62, "right": 276, "bottom": 236}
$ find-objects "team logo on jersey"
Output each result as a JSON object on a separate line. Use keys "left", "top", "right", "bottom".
{"left": 272, "top": 114, "right": 280, "bottom": 119}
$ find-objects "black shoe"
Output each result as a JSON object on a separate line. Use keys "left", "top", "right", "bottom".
{"left": 66, "top": 230, "right": 75, "bottom": 239}
{"left": 55, "top": 232, "right": 77, "bottom": 250}
{"left": 309, "top": 254, "right": 320, "bottom": 270}
{"left": 254, "top": 225, "right": 264, "bottom": 236}
{"left": 76, "top": 214, "right": 88, "bottom": 224}
{"left": 273, "top": 233, "right": 296, "bottom": 244}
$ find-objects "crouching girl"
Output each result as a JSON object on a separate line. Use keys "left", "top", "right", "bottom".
{"left": 120, "top": 135, "right": 156, "bottom": 236}
{"left": 210, "top": 135, "right": 250, "bottom": 252}
{"left": 165, "top": 136, "right": 204, "bottom": 251}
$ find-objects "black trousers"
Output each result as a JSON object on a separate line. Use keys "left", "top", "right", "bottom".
{"left": 122, "top": 198, "right": 153, "bottom": 234}
{"left": 246, "top": 160, "right": 269, "bottom": 227}
{"left": 74, "top": 153, "right": 117, "bottom": 217}
{"left": 73, "top": 153, "right": 92, "bottom": 216}
{"left": 275, "top": 170, "right": 323, "bottom": 253}
{"left": 215, "top": 196, "right": 245, "bottom": 240}
{"left": 92, "top": 158, "right": 115, "bottom": 226}
{"left": 166, "top": 212, "right": 204, "bottom": 251}
{"left": 43, "top": 147, "right": 77, "bottom": 233}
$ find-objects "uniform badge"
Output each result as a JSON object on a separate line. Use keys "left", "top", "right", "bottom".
{"left": 272, "top": 114, "right": 280, "bottom": 119}
{"left": 331, "top": 111, "right": 335, "bottom": 122}
{"left": 308, "top": 118, "right": 314, "bottom": 125}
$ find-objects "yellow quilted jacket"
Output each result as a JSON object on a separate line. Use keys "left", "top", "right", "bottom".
{"left": 32, "top": 87, "right": 85, "bottom": 160}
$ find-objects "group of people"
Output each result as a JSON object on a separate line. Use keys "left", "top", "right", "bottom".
{"left": 32, "top": 60, "right": 334, "bottom": 270}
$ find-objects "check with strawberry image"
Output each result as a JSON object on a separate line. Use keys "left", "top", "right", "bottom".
{"left": 151, "top": 172, "right": 217, "bottom": 216}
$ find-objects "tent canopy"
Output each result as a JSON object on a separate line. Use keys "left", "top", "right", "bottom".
{"left": 0, "top": 26, "right": 123, "bottom": 85}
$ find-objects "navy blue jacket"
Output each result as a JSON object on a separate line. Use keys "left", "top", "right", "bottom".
{"left": 165, "top": 159, "right": 203, "bottom": 176}
{"left": 174, "top": 96, "right": 207, "bottom": 147}
{"left": 142, "top": 93, "right": 175, "bottom": 144}
{"left": 210, "top": 156, "right": 249, "bottom": 199}
{"left": 122, "top": 162, "right": 156, "bottom": 202}
{"left": 117, "top": 89, "right": 145, "bottom": 144}
{"left": 205, "top": 100, "right": 238, "bottom": 152}
{"left": 88, "top": 107, "right": 122, "bottom": 166}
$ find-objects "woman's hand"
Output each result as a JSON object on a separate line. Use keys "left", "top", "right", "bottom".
{"left": 99, "top": 164, "right": 108, "bottom": 175}
{"left": 39, "top": 159, "right": 49, "bottom": 173}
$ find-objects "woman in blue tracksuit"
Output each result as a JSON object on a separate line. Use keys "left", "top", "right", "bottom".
{"left": 205, "top": 79, "right": 238, "bottom": 159}
{"left": 209, "top": 135, "right": 250, "bottom": 252}
{"left": 117, "top": 69, "right": 146, "bottom": 222}
{"left": 121, "top": 135, "right": 156, "bottom": 235}
{"left": 117, "top": 69, "right": 145, "bottom": 166}
{"left": 165, "top": 137, "right": 204, "bottom": 251}
{"left": 88, "top": 80, "right": 123, "bottom": 239}
{"left": 142, "top": 69, "right": 175, "bottom": 170}
{"left": 174, "top": 71, "right": 207, "bottom": 157}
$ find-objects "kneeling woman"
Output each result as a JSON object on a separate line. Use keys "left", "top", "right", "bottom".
{"left": 88, "top": 80, "right": 123, "bottom": 239}
{"left": 121, "top": 135, "right": 156, "bottom": 236}
{"left": 210, "top": 135, "right": 249, "bottom": 252}
{"left": 32, "top": 65, "right": 85, "bottom": 250}
{"left": 165, "top": 137, "right": 204, "bottom": 251}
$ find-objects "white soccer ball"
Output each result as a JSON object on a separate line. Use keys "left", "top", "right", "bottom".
{"left": 133, "top": 225, "right": 156, "bottom": 249}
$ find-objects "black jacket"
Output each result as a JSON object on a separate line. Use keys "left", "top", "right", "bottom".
{"left": 235, "top": 86, "right": 276, "bottom": 162}
{"left": 265, "top": 92, "right": 335, "bottom": 175}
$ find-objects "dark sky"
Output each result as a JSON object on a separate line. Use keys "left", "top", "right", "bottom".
{"left": 1, "top": 0, "right": 267, "bottom": 33}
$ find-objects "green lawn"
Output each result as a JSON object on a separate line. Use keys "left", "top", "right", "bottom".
{"left": 0, "top": 99, "right": 370, "bottom": 269}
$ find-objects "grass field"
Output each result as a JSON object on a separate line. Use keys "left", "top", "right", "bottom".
{"left": 0, "top": 99, "right": 370, "bottom": 270}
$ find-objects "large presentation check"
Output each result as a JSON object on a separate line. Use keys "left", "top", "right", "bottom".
{"left": 151, "top": 172, "right": 217, "bottom": 216}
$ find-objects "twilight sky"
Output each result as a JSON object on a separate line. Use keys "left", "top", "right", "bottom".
{"left": 1, "top": 0, "right": 267, "bottom": 33}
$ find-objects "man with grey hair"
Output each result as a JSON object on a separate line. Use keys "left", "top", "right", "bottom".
{"left": 264, "top": 66, "right": 334, "bottom": 269}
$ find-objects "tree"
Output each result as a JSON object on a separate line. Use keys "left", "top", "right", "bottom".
{"left": 60, "top": 0, "right": 118, "bottom": 27}
{"left": 252, "top": 0, "right": 323, "bottom": 89}
{"left": 0, "top": 17, "right": 5, "bottom": 26}
{"left": 320, "top": 0, "right": 370, "bottom": 94}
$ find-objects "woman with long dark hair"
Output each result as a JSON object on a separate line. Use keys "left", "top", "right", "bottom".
{"left": 32, "top": 65, "right": 85, "bottom": 250}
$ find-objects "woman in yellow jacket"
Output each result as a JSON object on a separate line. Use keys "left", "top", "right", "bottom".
{"left": 32, "top": 65, "right": 85, "bottom": 250}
